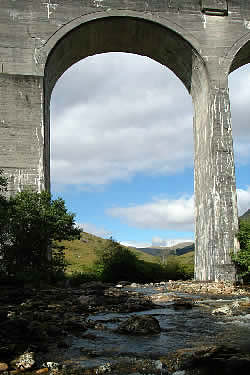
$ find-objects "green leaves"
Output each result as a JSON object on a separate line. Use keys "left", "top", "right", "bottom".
{"left": 0, "top": 185, "right": 81, "bottom": 279}
{"left": 237, "top": 219, "right": 250, "bottom": 251}
{"left": 94, "top": 237, "right": 139, "bottom": 282}
{"left": 232, "top": 218, "right": 250, "bottom": 282}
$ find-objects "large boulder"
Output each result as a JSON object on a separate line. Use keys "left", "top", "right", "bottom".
{"left": 172, "top": 298, "right": 194, "bottom": 310}
{"left": 117, "top": 315, "right": 161, "bottom": 335}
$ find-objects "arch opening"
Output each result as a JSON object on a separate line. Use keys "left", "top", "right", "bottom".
{"left": 228, "top": 63, "right": 250, "bottom": 218}
{"left": 43, "top": 15, "right": 206, "bottom": 189}
{"left": 49, "top": 51, "right": 195, "bottom": 249}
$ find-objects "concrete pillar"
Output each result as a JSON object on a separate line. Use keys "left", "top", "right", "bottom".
{"left": 193, "top": 78, "right": 239, "bottom": 281}
{"left": 0, "top": 73, "right": 47, "bottom": 195}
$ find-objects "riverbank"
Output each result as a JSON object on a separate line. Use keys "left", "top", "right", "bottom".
{"left": 1, "top": 281, "right": 250, "bottom": 375}
{"left": 165, "top": 280, "right": 250, "bottom": 296}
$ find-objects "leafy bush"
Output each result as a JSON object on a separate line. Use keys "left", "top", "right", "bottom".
{"left": 92, "top": 237, "right": 194, "bottom": 283}
{"left": 134, "top": 260, "right": 166, "bottom": 283}
{"left": 94, "top": 237, "right": 139, "bottom": 282}
{"left": 178, "top": 262, "right": 194, "bottom": 280}
{"left": 67, "top": 270, "right": 98, "bottom": 286}
{"left": 0, "top": 184, "right": 81, "bottom": 281}
{"left": 237, "top": 219, "right": 250, "bottom": 251}
{"left": 232, "top": 219, "right": 250, "bottom": 283}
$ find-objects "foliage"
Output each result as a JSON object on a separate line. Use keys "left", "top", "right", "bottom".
{"left": 66, "top": 270, "right": 98, "bottom": 286}
{"left": 89, "top": 237, "right": 194, "bottom": 284}
{"left": 62, "top": 231, "right": 157, "bottom": 275}
{"left": 237, "top": 219, "right": 250, "bottom": 251}
{"left": 133, "top": 260, "right": 168, "bottom": 283}
{"left": 61, "top": 232, "right": 194, "bottom": 284}
{"left": 0, "top": 170, "right": 9, "bottom": 263}
{"left": 232, "top": 218, "right": 250, "bottom": 283}
{"left": 94, "top": 237, "right": 139, "bottom": 282}
{"left": 0, "top": 187, "right": 81, "bottom": 280}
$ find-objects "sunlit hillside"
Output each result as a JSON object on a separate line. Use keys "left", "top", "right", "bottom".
{"left": 61, "top": 232, "right": 160, "bottom": 274}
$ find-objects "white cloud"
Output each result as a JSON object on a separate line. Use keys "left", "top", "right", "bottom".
{"left": 237, "top": 186, "right": 250, "bottom": 215}
{"left": 51, "top": 52, "right": 193, "bottom": 186}
{"left": 107, "top": 195, "right": 195, "bottom": 231}
{"left": 120, "top": 240, "right": 151, "bottom": 248}
{"left": 50, "top": 53, "right": 250, "bottom": 188}
{"left": 151, "top": 237, "right": 193, "bottom": 247}
{"left": 77, "top": 223, "right": 111, "bottom": 239}
{"left": 229, "top": 65, "right": 250, "bottom": 163}
{"left": 77, "top": 185, "right": 250, "bottom": 245}
{"left": 107, "top": 187, "right": 250, "bottom": 232}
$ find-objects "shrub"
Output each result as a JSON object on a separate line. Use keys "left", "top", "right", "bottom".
{"left": 94, "top": 237, "right": 139, "bottom": 282}
{"left": 66, "top": 271, "right": 98, "bottom": 287}
{"left": 232, "top": 219, "right": 250, "bottom": 283}
{"left": 92, "top": 237, "right": 194, "bottom": 283}
{"left": 0, "top": 188, "right": 81, "bottom": 280}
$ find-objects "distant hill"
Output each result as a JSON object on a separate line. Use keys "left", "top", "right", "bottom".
{"left": 60, "top": 232, "right": 195, "bottom": 278}
{"left": 61, "top": 232, "right": 160, "bottom": 274}
{"left": 240, "top": 209, "right": 250, "bottom": 221}
{"left": 137, "top": 241, "right": 194, "bottom": 258}
{"left": 136, "top": 247, "right": 162, "bottom": 257}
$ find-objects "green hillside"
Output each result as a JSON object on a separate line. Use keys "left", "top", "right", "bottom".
{"left": 62, "top": 209, "right": 250, "bottom": 280}
{"left": 240, "top": 209, "right": 250, "bottom": 221}
{"left": 62, "top": 232, "right": 160, "bottom": 274}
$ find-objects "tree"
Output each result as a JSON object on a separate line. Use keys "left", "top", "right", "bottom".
{"left": 232, "top": 218, "right": 250, "bottom": 283}
{"left": 0, "top": 188, "right": 81, "bottom": 277}
{"left": 95, "top": 237, "right": 139, "bottom": 282}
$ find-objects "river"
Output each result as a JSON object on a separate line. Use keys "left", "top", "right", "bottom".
{"left": 61, "top": 284, "right": 250, "bottom": 372}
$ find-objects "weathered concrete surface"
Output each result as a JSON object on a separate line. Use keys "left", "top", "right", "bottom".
{"left": 1, "top": 0, "right": 250, "bottom": 281}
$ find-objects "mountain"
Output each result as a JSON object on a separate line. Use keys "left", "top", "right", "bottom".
{"left": 240, "top": 209, "right": 250, "bottom": 221}
{"left": 137, "top": 241, "right": 194, "bottom": 258}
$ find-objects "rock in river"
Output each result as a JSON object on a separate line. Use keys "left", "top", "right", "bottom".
{"left": 117, "top": 315, "right": 161, "bottom": 335}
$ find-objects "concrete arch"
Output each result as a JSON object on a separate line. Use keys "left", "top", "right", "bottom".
{"left": 43, "top": 12, "right": 204, "bottom": 97}
{"left": 42, "top": 11, "right": 209, "bottom": 211}
{"left": 224, "top": 31, "right": 250, "bottom": 75}
{"left": 40, "top": 10, "right": 201, "bottom": 62}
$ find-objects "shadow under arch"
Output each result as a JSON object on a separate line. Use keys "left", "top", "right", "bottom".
{"left": 227, "top": 32, "right": 250, "bottom": 74}
{"left": 44, "top": 15, "right": 202, "bottom": 96}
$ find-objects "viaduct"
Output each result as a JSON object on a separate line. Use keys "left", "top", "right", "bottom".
{"left": 0, "top": 0, "right": 249, "bottom": 281}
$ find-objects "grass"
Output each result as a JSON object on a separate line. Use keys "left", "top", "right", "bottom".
{"left": 61, "top": 232, "right": 161, "bottom": 275}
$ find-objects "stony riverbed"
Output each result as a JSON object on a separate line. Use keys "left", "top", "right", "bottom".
{"left": 1, "top": 281, "right": 250, "bottom": 375}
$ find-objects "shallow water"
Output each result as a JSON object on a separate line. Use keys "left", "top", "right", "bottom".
{"left": 60, "top": 286, "right": 250, "bottom": 369}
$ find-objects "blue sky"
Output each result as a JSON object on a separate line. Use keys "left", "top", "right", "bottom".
{"left": 50, "top": 53, "right": 250, "bottom": 248}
